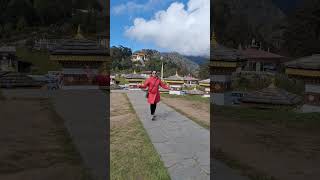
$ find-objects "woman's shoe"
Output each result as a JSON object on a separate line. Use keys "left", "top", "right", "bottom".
{"left": 151, "top": 115, "right": 156, "bottom": 121}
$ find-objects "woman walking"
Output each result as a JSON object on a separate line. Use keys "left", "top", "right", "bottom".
{"left": 139, "top": 71, "right": 170, "bottom": 120}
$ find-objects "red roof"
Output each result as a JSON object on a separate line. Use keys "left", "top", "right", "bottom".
{"left": 240, "top": 48, "right": 284, "bottom": 60}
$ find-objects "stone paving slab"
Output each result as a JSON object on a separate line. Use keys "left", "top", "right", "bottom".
{"left": 127, "top": 91, "right": 210, "bottom": 180}
{"left": 51, "top": 90, "right": 108, "bottom": 180}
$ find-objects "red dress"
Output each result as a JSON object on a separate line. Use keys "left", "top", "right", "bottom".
{"left": 96, "top": 74, "right": 110, "bottom": 86}
{"left": 139, "top": 76, "right": 170, "bottom": 104}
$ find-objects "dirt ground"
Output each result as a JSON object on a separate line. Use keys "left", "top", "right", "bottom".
{"left": 214, "top": 114, "right": 320, "bottom": 180}
{"left": 0, "top": 99, "right": 91, "bottom": 180}
{"left": 161, "top": 96, "right": 210, "bottom": 127}
{"left": 161, "top": 97, "right": 320, "bottom": 180}
{"left": 110, "top": 93, "right": 134, "bottom": 129}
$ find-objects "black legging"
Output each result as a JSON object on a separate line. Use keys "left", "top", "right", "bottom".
{"left": 150, "top": 103, "right": 157, "bottom": 115}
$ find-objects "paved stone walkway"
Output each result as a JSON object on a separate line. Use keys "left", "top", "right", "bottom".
{"left": 127, "top": 91, "right": 210, "bottom": 180}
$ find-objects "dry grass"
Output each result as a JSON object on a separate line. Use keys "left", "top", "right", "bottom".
{"left": 0, "top": 98, "right": 92, "bottom": 180}
{"left": 110, "top": 93, "right": 170, "bottom": 180}
{"left": 214, "top": 106, "right": 320, "bottom": 180}
{"left": 161, "top": 95, "right": 210, "bottom": 129}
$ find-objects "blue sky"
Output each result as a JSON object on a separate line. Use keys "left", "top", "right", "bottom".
{"left": 110, "top": 0, "right": 210, "bottom": 56}
{"left": 110, "top": 0, "right": 176, "bottom": 52}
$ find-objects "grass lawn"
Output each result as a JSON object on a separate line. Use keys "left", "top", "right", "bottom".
{"left": 214, "top": 148, "right": 277, "bottom": 180}
{"left": 16, "top": 47, "right": 61, "bottom": 74}
{"left": 0, "top": 98, "right": 93, "bottom": 180}
{"left": 110, "top": 93, "right": 170, "bottom": 180}
{"left": 214, "top": 105, "right": 320, "bottom": 180}
{"left": 161, "top": 93, "right": 210, "bottom": 104}
{"left": 214, "top": 105, "right": 320, "bottom": 130}
{"left": 161, "top": 93, "right": 210, "bottom": 129}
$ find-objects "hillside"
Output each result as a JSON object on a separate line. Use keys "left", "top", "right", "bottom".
{"left": 213, "top": 0, "right": 287, "bottom": 50}
{"left": 184, "top": 56, "right": 208, "bottom": 65}
{"left": 0, "top": 0, "right": 105, "bottom": 42}
{"left": 111, "top": 46, "right": 200, "bottom": 76}
{"left": 160, "top": 52, "right": 199, "bottom": 72}
{"left": 212, "top": 0, "right": 320, "bottom": 57}
{"left": 135, "top": 49, "right": 200, "bottom": 73}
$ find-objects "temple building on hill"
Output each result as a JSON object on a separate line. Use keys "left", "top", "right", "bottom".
{"left": 285, "top": 54, "right": 320, "bottom": 112}
{"left": 50, "top": 26, "right": 109, "bottom": 86}
{"left": 210, "top": 32, "right": 246, "bottom": 105}
{"left": 239, "top": 39, "right": 287, "bottom": 72}
{"left": 131, "top": 52, "right": 148, "bottom": 62}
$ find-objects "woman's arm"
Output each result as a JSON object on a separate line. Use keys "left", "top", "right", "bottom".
{"left": 139, "top": 79, "right": 149, "bottom": 89}
{"left": 159, "top": 80, "right": 170, "bottom": 90}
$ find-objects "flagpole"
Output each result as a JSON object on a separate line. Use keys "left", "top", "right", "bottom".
{"left": 160, "top": 56, "right": 164, "bottom": 80}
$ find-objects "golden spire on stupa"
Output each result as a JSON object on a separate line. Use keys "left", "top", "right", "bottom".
{"left": 75, "top": 24, "right": 85, "bottom": 39}
{"left": 268, "top": 77, "right": 276, "bottom": 89}
{"left": 211, "top": 31, "right": 218, "bottom": 49}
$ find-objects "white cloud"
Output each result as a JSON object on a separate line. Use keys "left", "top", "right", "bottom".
{"left": 125, "top": 0, "right": 210, "bottom": 57}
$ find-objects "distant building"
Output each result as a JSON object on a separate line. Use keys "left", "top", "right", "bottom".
{"left": 240, "top": 82, "right": 302, "bottom": 108}
{"left": 199, "top": 79, "right": 210, "bottom": 95}
{"left": 183, "top": 75, "right": 199, "bottom": 86}
{"left": 239, "top": 39, "right": 288, "bottom": 72}
{"left": 131, "top": 52, "right": 148, "bottom": 62}
{"left": 210, "top": 32, "right": 246, "bottom": 105}
{"left": 0, "top": 72, "right": 43, "bottom": 88}
{"left": 110, "top": 75, "right": 116, "bottom": 85}
{"left": 0, "top": 46, "right": 17, "bottom": 72}
{"left": 0, "top": 46, "right": 32, "bottom": 73}
{"left": 49, "top": 26, "right": 109, "bottom": 86}
{"left": 33, "top": 39, "right": 62, "bottom": 51}
{"left": 285, "top": 54, "right": 320, "bottom": 112}
{"left": 96, "top": 31, "right": 109, "bottom": 49}
{"left": 165, "top": 71, "right": 184, "bottom": 95}
{"left": 124, "top": 71, "right": 146, "bottom": 89}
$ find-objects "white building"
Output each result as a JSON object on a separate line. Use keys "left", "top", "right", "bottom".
{"left": 131, "top": 52, "right": 148, "bottom": 62}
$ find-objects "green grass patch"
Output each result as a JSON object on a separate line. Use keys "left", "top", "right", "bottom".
{"left": 110, "top": 94, "right": 170, "bottom": 180}
{"left": 48, "top": 100, "right": 94, "bottom": 180}
{"left": 214, "top": 148, "right": 277, "bottom": 180}
{"left": 114, "top": 76, "right": 129, "bottom": 85}
{"left": 161, "top": 93, "right": 209, "bottom": 104}
{"left": 214, "top": 105, "right": 320, "bottom": 130}
{"left": 16, "top": 47, "right": 61, "bottom": 75}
